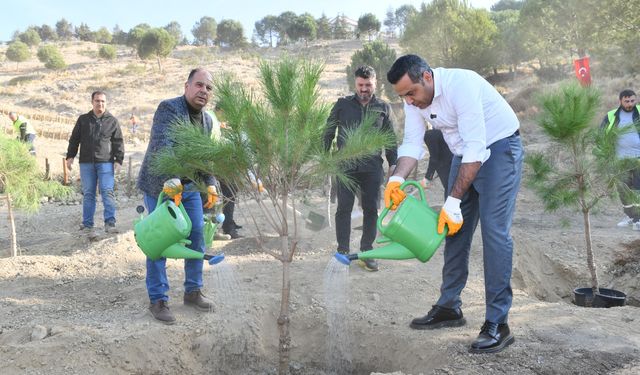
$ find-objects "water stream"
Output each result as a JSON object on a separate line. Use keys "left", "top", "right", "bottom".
{"left": 206, "top": 260, "right": 245, "bottom": 313}
{"left": 323, "top": 257, "right": 353, "bottom": 374}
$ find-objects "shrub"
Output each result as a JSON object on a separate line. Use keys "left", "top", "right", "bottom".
{"left": 534, "top": 64, "right": 568, "bottom": 83}
{"left": 37, "top": 45, "right": 67, "bottom": 70}
{"left": 5, "top": 41, "right": 31, "bottom": 67}
{"left": 18, "top": 28, "right": 41, "bottom": 47}
{"left": 116, "top": 63, "right": 146, "bottom": 76}
{"left": 346, "top": 40, "right": 397, "bottom": 100}
{"left": 8, "top": 75, "right": 43, "bottom": 86}
{"left": 98, "top": 44, "right": 117, "bottom": 60}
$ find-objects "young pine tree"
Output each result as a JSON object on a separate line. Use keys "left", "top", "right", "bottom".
{"left": 151, "top": 57, "right": 395, "bottom": 374}
{"left": 526, "top": 83, "right": 640, "bottom": 297}
{"left": 0, "top": 135, "right": 72, "bottom": 256}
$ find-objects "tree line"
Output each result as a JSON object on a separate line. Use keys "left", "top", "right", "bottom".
{"left": 5, "top": 0, "right": 638, "bottom": 77}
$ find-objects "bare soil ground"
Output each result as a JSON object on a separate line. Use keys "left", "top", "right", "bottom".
{"left": 0, "top": 40, "right": 639, "bottom": 374}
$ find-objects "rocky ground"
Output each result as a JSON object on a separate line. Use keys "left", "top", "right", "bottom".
{"left": 0, "top": 39, "right": 639, "bottom": 374}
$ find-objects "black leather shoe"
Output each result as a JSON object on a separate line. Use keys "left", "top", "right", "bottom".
{"left": 410, "top": 305, "right": 466, "bottom": 330}
{"left": 469, "top": 321, "right": 514, "bottom": 354}
{"left": 224, "top": 229, "right": 243, "bottom": 239}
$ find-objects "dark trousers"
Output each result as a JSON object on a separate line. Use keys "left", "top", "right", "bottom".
{"left": 619, "top": 168, "right": 640, "bottom": 222}
{"left": 220, "top": 180, "right": 237, "bottom": 232}
{"left": 335, "top": 169, "right": 382, "bottom": 252}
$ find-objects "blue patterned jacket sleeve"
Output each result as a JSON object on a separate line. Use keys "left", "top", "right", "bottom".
{"left": 137, "top": 96, "right": 216, "bottom": 197}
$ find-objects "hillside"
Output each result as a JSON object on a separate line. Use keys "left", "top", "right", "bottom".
{"left": 0, "top": 39, "right": 639, "bottom": 375}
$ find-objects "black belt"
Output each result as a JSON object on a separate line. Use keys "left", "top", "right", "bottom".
{"left": 511, "top": 129, "right": 520, "bottom": 137}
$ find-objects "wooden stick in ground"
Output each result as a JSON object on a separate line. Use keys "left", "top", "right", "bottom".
{"left": 127, "top": 155, "right": 132, "bottom": 181}
{"left": 63, "top": 157, "right": 68, "bottom": 185}
{"left": 45, "top": 158, "right": 50, "bottom": 180}
{"left": 326, "top": 175, "right": 332, "bottom": 228}
{"left": 6, "top": 194, "right": 18, "bottom": 257}
{"left": 127, "top": 155, "right": 133, "bottom": 196}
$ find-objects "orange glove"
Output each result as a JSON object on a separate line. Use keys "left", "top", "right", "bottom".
{"left": 163, "top": 178, "right": 183, "bottom": 206}
{"left": 438, "top": 196, "right": 463, "bottom": 236}
{"left": 384, "top": 177, "right": 406, "bottom": 210}
{"left": 248, "top": 170, "right": 266, "bottom": 193}
{"left": 420, "top": 177, "right": 428, "bottom": 190}
{"left": 252, "top": 179, "right": 265, "bottom": 193}
{"left": 203, "top": 185, "right": 219, "bottom": 209}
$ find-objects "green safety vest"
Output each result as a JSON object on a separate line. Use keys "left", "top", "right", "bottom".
{"left": 13, "top": 115, "right": 36, "bottom": 135}
{"left": 606, "top": 104, "right": 640, "bottom": 131}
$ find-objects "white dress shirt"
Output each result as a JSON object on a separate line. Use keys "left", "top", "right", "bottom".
{"left": 398, "top": 68, "right": 519, "bottom": 164}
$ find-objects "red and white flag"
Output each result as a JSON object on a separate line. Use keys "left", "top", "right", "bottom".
{"left": 573, "top": 56, "right": 592, "bottom": 86}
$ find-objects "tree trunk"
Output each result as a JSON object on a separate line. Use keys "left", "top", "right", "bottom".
{"left": 7, "top": 194, "right": 18, "bottom": 257}
{"left": 582, "top": 209, "right": 599, "bottom": 294}
{"left": 277, "top": 236, "right": 291, "bottom": 375}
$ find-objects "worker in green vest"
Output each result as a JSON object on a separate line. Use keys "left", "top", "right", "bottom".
{"left": 8, "top": 111, "right": 36, "bottom": 155}
{"left": 600, "top": 89, "right": 640, "bottom": 230}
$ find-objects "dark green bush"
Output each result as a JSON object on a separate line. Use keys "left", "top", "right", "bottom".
{"left": 98, "top": 44, "right": 117, "bottom": 60}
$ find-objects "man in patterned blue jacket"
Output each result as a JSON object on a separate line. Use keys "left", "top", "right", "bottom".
{"left": 137, "top": 68, "right": 219, "bottom": 324}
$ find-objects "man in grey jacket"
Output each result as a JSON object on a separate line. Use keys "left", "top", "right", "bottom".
{"left": 137, "top": 68, "right": 219, "bottom": 324}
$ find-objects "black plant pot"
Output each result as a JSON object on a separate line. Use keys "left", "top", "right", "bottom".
{"left": 573, "top": 287, "right": 627, "bottom": 308}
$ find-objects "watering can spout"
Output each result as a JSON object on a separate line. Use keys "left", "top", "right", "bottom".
{"left": 334, "top": 252, "right": 358, "bottom": 265}
{"left": 205, "top": 252, "right": 225, "bottom": 265}
{"left": 333, "top": 242, "right": 416, "bottom": 266}
{"left": 358, "top": 242, "right": 417, "bottom": 261}
{"left": 162, "top": 243, "right": 205, "bottom": 260}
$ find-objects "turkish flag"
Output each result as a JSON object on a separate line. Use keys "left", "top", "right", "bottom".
{"left": 574, "top": 56, "right": 592, "bottom": 86}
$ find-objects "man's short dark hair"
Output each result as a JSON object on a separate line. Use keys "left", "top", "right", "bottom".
{"left": 620, "top": 89, "right": 636, "bottom": 99}
{"left": 355, "top": 65, "right": 376, "bottom": 79}
{"left": 187, "top": 67, "right": 209, "bottom": 83}
{"left": 91, "top": 90, "right": 106, "bottom": 100}
{"left": 387, "top": 54, "right": 432, "bottom": 84}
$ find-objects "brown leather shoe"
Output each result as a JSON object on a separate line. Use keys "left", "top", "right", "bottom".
{"left": 149, "top": 300, "right": 176, "bottom": 324}
{"left": 184, "top": 290, "right": 213, "bottom": 311}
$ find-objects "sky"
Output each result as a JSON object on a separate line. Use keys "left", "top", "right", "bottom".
{"left": 0, "top": 0, "right": 497, "bottom": 43}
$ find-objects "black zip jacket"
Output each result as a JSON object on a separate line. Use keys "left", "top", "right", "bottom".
{"left": 67, "top": 110, "right": 124, "bottom": 164}
{"left": 324, "top": 94, "right": 398, "bottom": 173}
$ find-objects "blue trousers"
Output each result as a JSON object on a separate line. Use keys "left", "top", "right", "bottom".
{"left": 144, "top": 190, "right": 205, "bottom": 303}
{"left": 436, "top": 134, "right": 523, "bottom": 324}
{"left": 79, "top": 162, "right": 116, "bottom": 228}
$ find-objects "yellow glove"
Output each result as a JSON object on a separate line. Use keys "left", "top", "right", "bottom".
{"left": 203, "top": 185, "right": 219, "bottom": 209}
{"left": 438, "top": 196, "right": 463, "bottom": 236}
{"left": 384, "top": 177, "right": 406, "bottom": 210}
{"left": 163, "top": 178, "right": 183, "bottom": 206}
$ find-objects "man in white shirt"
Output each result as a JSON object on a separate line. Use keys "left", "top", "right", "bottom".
{"left": 384, "top": 54, "right": 523, "bottom": 354}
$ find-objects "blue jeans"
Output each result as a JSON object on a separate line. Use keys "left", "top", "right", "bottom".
{"left": 144, "top": 188, "right": 205, "bottom": 303}
{"left": 436, "top": 134, "right": 523, "bottom": 324}
{"left": 79, "top": 162, "right": 116, "bottom": 228}
{"left": 25, "top": 134, "right": 36, "bottom": 155}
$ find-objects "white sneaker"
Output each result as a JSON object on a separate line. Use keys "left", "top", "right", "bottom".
{"left": 632, "top": 222, "right": 640, "bottom": 231}
{"left": 617, "top": 216, "right": 634, "bottom": 227}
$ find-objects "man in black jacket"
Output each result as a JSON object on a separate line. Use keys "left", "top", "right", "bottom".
{"left": 423, "top": 128, "right": 453, "bottom": 198}
{"left": 66, "top": 91, "right": 124, "bottom": 236}
{"left": 324, "top": 65, "right": 398, "bottom": 272}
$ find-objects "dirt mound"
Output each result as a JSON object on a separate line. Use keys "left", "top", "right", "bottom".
{"left": 0, "top": 40, "right": 639, "bottom": 374}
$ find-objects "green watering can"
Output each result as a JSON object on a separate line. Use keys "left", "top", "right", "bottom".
{"left": 204, "top": 212, "right": 226, "bottom": 248}
{"left": 134, "top": 192, "right": 224, "bottom": 265}
{"left": 335, "top": 180, "right": 446, "bottom": 265}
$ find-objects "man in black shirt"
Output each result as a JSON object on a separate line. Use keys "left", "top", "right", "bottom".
{"left": 324, "top": 66, "right": 398, "bottom": 271}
